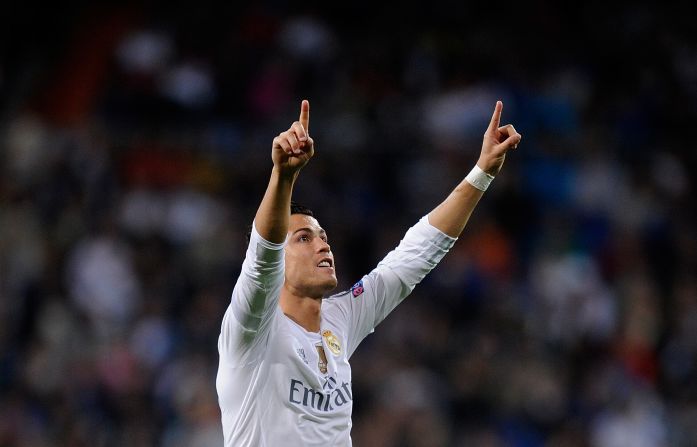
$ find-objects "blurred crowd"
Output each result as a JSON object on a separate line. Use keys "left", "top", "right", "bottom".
{"left": 1, "top": 2, "right": 697, "bottom": 446}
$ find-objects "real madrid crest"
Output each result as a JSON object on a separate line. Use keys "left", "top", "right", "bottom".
{"left": 322, "top": 330, "right": 342, "bottom": 356}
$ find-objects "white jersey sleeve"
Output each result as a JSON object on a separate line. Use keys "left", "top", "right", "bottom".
{"left": 218, "top": 221, "right": 286, "bottom": 365}
{"left": 325, "top": 215, "right": 456, "bottom": 358}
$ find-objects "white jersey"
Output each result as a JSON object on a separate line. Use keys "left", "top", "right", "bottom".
{"left": 216, "top": 215, "right": 456, "bottom": 446}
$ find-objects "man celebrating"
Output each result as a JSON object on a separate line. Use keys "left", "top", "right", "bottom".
{"left": 216, "top": 99, "right": 521, "bottom": 446}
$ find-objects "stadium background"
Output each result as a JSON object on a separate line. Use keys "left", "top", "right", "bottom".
{"left": 1, "top": 1, "right": 696, "bottom": 446}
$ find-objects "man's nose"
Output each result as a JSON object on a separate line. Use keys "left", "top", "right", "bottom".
{"left": 317, "top": 240, "right": 331, "bottom": 252}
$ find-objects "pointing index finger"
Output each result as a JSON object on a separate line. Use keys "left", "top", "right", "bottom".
{"left": 299, "top": 99, "right": 310, "bottom": 133}
{"left": 488, "top": 100, "right": 503, "bottom": 133}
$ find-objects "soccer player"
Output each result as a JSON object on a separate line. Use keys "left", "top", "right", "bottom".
{"left": 216, "top": 99, "right": 521, "bottom": 446}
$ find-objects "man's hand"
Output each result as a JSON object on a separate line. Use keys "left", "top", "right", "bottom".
{"left": 477, "top": 101, "right": 521, "bottom": 176}
{"left": 272, "top": 100, "right": 315, "bottom": 175}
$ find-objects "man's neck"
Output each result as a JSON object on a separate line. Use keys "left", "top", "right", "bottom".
{"left": 280, "top": 285, "right": 322, "bottom": 332}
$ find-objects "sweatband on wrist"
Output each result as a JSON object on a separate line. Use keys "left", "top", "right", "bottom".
{"left": 465, "top": 165, "right": 495, "bottom": 191}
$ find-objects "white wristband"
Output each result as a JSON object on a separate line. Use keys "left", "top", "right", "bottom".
{"left": 465, "top": 165, "right": 495, "bottom": 191}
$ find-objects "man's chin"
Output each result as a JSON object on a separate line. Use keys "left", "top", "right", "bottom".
{"left": 322, "top": 279, "right": 338, "bottom": 294}
{"left": 317, "top": 278, "right": 338, "bottom": 298}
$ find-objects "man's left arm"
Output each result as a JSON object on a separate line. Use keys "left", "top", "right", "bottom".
{"left": 335, "top": 101, "right": 521, "bottom": 356}
{"left": 428, "top": 100, "right": 521, "bottom": 237}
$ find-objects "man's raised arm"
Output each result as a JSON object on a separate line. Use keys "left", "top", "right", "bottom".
{"left": 219, "top": 100, "right": 314, "bottom": 358}
{"left": 254, "top": 99, "right": 314, "bottom": 242}
{"left": 336, "top": 101, "right": 522, "bottom": 356}
{"left": 429, "top": 100, "right": 521, "bottom": 237}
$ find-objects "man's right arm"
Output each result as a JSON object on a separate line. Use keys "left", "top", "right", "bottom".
{"left": 254, "top": 100, "right": 313, "bottom": 243}
{"left": 218, "top": 100, "right": 314, "bottom": 361}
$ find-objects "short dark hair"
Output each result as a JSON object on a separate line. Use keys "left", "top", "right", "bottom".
{"left": 290, "top": 201, "right": 314, "bottom": 218}
{"left": 245, "top": 201, "right": 314, "bottom": 243}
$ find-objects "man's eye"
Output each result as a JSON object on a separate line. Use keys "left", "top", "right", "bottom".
{"left": 299, "top": 235, "right": 310, "bottom": 242}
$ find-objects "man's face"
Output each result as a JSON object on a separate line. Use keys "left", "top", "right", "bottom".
{"left": 284, "top": 214, "right": 337, "bottom": 298}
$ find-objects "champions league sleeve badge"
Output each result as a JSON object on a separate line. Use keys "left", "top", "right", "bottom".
{"left": 350, "top": 280, "right": 364, "bottom": 298}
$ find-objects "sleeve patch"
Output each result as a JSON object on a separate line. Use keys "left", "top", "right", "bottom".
{"left": 351, "top": 280, "right": 364, "bottom": 298}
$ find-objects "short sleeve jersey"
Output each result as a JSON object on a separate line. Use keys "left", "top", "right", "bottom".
{"left": 216, "top": 216, "right": 456, "bottom": 446}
